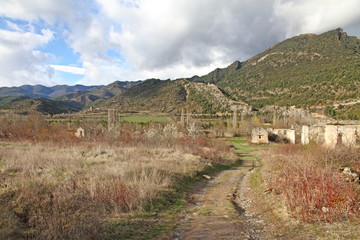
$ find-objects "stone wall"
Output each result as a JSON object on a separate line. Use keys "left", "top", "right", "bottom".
{"left": 301, "top": 125, "right": 310, "bottom": 145}
{"left": 269, "top": 128, "right": 296, "bottom": 144}
{"left": 323, "top": 125, "right": 357, "bottom": 148}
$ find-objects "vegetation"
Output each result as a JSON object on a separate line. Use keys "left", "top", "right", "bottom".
{"left": 101, "top": 79, "right": 187, "bottom": 113}
{"left": 0, "top": 96, "right": 30, "bottom": 109}
{"left": 6, "top": 98, "right": 81, "bottom": 115}
{"left": 326, "top": 104, "right": 360, "bottom": 120}
{"left": 0, "top": 113, "right": 237, "bottom": 239}
{"left": 263, "top": 144, "right": 360, "bottom": 223}
{"left": 120, "top": 115, "right": 171, "bottom": 123}
{"left": 212, "top": 29, "right": 360, "bottom": 111}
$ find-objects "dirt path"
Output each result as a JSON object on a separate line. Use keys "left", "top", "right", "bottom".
{"left": 165, "top": 159, "right": 266, "bottom": 240}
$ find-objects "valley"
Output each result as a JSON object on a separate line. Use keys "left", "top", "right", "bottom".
{"left": 0, "top": 27, "right": 359, "bottom": 240}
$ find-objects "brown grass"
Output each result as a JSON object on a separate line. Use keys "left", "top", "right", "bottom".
{"left": 264, "top": 144, "right": 360, "bottom": 223}
{"left": 0, "top": 143, "right": 206, "bottom": 239}
{"left": 0, "top": 114, "right": 237, "bottom": 239}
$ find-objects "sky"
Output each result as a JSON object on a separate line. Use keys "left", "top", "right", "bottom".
{"left": 0, "top": 0, "right": 359, "bottom": 87}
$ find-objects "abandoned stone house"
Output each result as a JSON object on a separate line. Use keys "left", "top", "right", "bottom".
{"left": 251, "top": 127, "right": 269, "bottom": 144}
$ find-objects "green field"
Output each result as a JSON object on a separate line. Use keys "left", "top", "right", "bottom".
{"left": 120, "top": 115, "right": 171, "bottom": 123}
{"left": 47, "top": 114, "right": 172, "bottom": 124}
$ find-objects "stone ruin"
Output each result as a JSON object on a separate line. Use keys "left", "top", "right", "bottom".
{"left": 179, "top": 108, "right": 192, "bottom": 127}
{"left": 75, "top": 127, "right": 85, "bottom": 138}
{"left": 108, "top": 108, "right": 117, "bottom": 130}
{"left": 251, "top": 127, "right": 269, "bottom": 144}
{"left": 251, "top": 122, "right": 359, "bottom": 148}
{"left": 301, "top": 125, "right": 310, "bottom": 145}
{"left": 268, "top": 128, "right": 296, "bottom": 144}
{"left": 299, "top": 123, "right": 359, "bottom": 148}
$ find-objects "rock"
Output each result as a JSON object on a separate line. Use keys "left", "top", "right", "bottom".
{"left": 341, "top": 167, "right": 360, "bottom": 183}
{"left": 202, "top": 174, "right": 211, "bottom": 180}
{"left": 322, "top": 207, "right": 329, "bottom": 213}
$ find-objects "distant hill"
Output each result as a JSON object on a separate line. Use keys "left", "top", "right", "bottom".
{"left": 101, "top": 79, "right": 187, "bottom": 113}
{"left": 0, "top": 96, "right": 30, "bottom": 109}
{"left": 56, "top": 81, "right": 142, "bottom": 108}
{"left": 5, "top": 97, "right": 81, "bottom": 115}
{"left": 0, "top": 84, "right": 103, "bottom": 98}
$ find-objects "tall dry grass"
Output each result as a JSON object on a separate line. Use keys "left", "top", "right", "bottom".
{"left": 0, "top": 143, "right": 207, "bottom": 239}
{"left": 264, "top": 144, "right": 360, "bottom": 223}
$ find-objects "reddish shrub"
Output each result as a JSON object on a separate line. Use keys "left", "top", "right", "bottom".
{"left": 269, "top": 144, "right": 360, "bottom": 223}
{"left": 277, "top": 165, "right": 359, "bottom": 222}
{"left": 93, "top": 179, "right": 134, "bottom": 212}
{"left": 194, "top": 136, "right": 207, "bottom": 147}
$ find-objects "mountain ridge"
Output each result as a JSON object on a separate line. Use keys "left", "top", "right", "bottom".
{"left": 1, "top": 28, "right": 359, "bottom": 119}
{"left": 0, "top": 84, "right": 103, "bottom": 99}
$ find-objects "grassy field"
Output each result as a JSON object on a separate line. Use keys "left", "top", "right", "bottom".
{"left": 120, "top": 115, "right": 171, "bottom": 123}
{"left": 47, "top": 114, "right": 172, "bottom": 124}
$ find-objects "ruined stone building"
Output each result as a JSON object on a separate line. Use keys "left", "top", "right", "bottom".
{"left": 300, "top": 122, "right": 359, "bottom": 148}
{"left": 251, "top": 127, "right": 269, "bottom": 144}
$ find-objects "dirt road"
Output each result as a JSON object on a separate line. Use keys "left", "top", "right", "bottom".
{"left": 166, "top": 159, "right": 266, "bottom": 240}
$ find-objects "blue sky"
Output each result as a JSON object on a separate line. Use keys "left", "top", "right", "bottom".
{"left": 0, "top": 0, "right": 359, "bottom": 87}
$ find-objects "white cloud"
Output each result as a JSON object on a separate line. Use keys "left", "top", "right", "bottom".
{"left": 0, "top": 0, "right": 360, "bottom": 87}
{"left": 49, "top": 65, "right": 85, "bottom": 75}
{"left": 272, "top": 0, "right": 360, "bottom": 38}
{"left": 0, "top": 26, "right": 55, "bottom": 86}
{"left": 0, "top": 0, "right": 84, "bottom": 24}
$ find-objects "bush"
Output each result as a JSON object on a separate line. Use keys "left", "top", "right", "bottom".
{"left": 266, "top": 144, "right": 360, "bottom": 222}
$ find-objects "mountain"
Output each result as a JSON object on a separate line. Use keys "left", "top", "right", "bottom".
{"left": 0, "top": 28, "right": 359, "bottom": 118}
{"left": 192, "top": 60, "right": 242, "bottom": 84}
{"left": 98, "top": 29, "right": 359, "bottom": 115}
{"left": 56, "top": 81, "right": 142, "bottom": 108}
{"left": 0, "top": 84, "right": 103, "bottom": 98}
{"left": 0, "top": 96, "right": 30, "bottom": 108}
{"left": 101, "top": 79, "right": 187, "bottom": 113}
{"left": 98, "top": 79, "right": 250, "bottom": 114}
{"left": 204, "top": 28, "right": 359, "bottom": 112}
{"left": 4, "top": 97, "right": 81, "bottom": 115}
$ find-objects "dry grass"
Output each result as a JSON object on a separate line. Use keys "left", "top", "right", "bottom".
{"left": 0, "top": 114, "right": 237, "bottom": 239}
{"left": 263, "top": 144, "right": 360, "bottom": 223}
{"left": 0, "top": 143, "right": 209, "bottom": 239}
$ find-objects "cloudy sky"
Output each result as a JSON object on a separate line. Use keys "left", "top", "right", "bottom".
{"left": 0, "top": 0, "right": 359, "bottom": 87}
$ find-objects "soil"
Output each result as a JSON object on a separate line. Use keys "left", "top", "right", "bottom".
{"left": 163, "top": 159, "right": 271, "bottom": 240}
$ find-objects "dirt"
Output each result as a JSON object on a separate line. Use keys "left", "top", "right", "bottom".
{"left": 163, "top": 159, "right": 271, "bottom": 240}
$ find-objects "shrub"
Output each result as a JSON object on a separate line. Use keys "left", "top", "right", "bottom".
{"left": 266, "top": 144, "right": 360, "bottom": 222}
